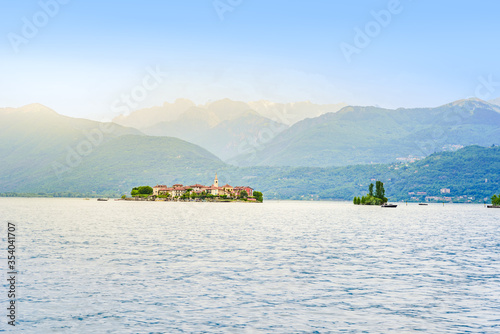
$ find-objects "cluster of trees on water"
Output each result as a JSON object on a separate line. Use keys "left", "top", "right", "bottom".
{"left": 353, "top": 181, "right": 388, "bottom": 205}
{"left": 131, "top": 186, "right": 153, "bottom": 196}
{"left": 492, "top": 194, "right": 500, "bottom": 206}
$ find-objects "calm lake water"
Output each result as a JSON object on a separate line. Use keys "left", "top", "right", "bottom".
{"left": 1, "top": 198, "right": 499, "bottom": 333}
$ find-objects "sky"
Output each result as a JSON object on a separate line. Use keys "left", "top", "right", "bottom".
{"left": 1, "top": 0, "right": 499, "bottom": 120}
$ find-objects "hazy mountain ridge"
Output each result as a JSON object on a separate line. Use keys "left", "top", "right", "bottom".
{"left": 112, "top": 98, "right": 196, "bottom": 129}
{"left": 113, "top": 98, "right": 347, "bottom": 129}
{"left": 144, "top": 111, "right": 287, "bottom": 160}
{"left": 112, "top": 98, "right": 347, "bottom": 160}
{"left": 489, "top": 97, "right": 500, "bottom": 106}
{"left": 232, "top": 98, "right": 500, "bottom": 167}
{"left": 0, "top": 104, "right": 224, "bottom": 193}
{"left": 246, "top": 100, "right": 347, "bottom": 126}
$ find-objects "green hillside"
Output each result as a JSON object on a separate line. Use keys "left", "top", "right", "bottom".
{"left": 5, "top": 145, "right": 497, "bottom": 203}
{"left": 230, "top": 145, "right": 500, "bottom": 202}
{"left": 0, "top": 104, "right": 141, "bottom": 191}
{"left": 232, "top": 99, "right": 500, "bottom": 167}
{"left": 31, "top": 135, "right": 227, "bottom": 195}
{"left": 0, "top": 104, "right": 225, "bottom": 196}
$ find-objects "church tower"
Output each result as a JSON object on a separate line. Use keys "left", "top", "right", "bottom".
{"left": 214, "top": 173, "right": 218, "bottom": 187}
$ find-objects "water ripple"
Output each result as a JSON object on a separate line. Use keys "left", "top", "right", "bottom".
{"left": 0, "top": 199, "right": 498, "bottom": 333}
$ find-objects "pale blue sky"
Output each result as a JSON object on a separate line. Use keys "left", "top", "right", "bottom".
{"left": 1, "top": 0, "right": 499, "bottom": 119}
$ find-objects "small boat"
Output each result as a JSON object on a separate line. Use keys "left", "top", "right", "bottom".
{"left": 97, "top": 198, "right": 108, "bottom": 201}
{"left": 419, "top": 203, "right": 428, "bottom": 206}
{"left": 487, "top": 205, "right": 500, "bottom": 208}
{"left": 381, "top": 203, "right": 397, "bottom": 208}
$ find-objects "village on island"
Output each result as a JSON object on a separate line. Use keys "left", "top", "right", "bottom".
{"left": 123, "top": 173, "right": 263, "bottom": 202}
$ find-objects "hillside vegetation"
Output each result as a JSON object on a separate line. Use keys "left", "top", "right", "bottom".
{"left": 232, "top": 145, "right": 500, "bottom": 202}
{"left": 0, "top": 104, "right": 225, "bottom": 196}
{"left": 232, "top": 99, "right": 500, "bottom": 167}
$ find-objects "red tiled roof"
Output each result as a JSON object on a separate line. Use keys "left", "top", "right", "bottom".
{"left": 189, "top": 184, "right": 206, "bottom": 188}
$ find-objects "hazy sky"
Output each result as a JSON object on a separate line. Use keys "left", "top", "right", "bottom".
{"left": 1, "top": 0, "right": 499, "bottom": 120}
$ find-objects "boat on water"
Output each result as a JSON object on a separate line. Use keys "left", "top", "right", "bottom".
{"left": 97, "top": 198, "right": 108, "bottom": 201}
{"left": 487, "top": 205, "right": 500, "bottom": 208}
{"left": 381, "top": 203, "right": 397, "bottom": 208}
{"left": 419, "top": 203, "right": 428, "bottom": 206}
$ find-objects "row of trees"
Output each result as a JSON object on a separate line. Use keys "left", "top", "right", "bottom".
{"left": 353, "top": 181, "right": 388, "bottom": 205}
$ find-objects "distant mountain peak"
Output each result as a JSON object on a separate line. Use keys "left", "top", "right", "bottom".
{"left": 445, "top": 97, "right": 488, "bottom": 107}
{"left": 0, "top": 103, "right": 59, "bottom": 116}
{"left": 20, "top": 103, "right": 57, "bottom": 114}
{"left": 489, "top": 97, "right": 500, "bottom": 106}
{"left": 441, "top": 98, "right": 500, "bottom": 113}
{"left": 206, "top": 98, "right": 249, "bottom": 109}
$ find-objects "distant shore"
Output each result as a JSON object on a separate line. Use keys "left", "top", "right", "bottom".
{"left": 120, "top": 197, "right": 259, "bottom": 203}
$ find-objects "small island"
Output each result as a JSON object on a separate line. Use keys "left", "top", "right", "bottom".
{"left": 123, "top": 173, "right": 263, "bottom": 203}
{"left": 353, "top": 181, "right": 388, "bottom": 205}
{"left": 488, "top": 194, "right": 500, "bottom": 208}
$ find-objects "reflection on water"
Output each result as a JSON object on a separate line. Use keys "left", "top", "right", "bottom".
{"left": 1, "top": 199, "right": 499, "bottom": 332}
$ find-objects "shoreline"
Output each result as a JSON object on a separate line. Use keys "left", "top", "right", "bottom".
{"left": 0, "top": 197, "right": 495, "bottom": 206}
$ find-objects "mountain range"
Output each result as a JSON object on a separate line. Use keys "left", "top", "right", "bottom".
{"left": 231, "top": 98, "right": 500, "bottom": 167}
{"left": 0, "top": 104, "right": 225, "bottom": 195}
{"left": 112, "top": 97, "right": 500, "bottom": 167}
{"left": 2, "top": 98, "right": 499, "bottom": 201}
{"left": 113, "top": 98, "right": 346, "bottom": 160}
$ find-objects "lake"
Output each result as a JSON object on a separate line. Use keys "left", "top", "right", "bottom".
{"left": 1, "top": 198, "right": 499, "bottom": 333}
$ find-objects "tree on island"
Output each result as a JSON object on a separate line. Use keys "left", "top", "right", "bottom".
{"left": 492, "top": 194, "right": 500, "bottom": 206}
{"left": 131, "top": 186, "right": 153, "bottom": 197}
{"left": 375, "top": 181, "right": 386, "bottom": 202}
{"left": 353, "top": 182, "right": 387, "bottom": 205}
{"left": 253, "top": 191, "right": 263, "bottom": 203}
{"left": 239, "top": 190, "right": 248, "bottom": 199}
